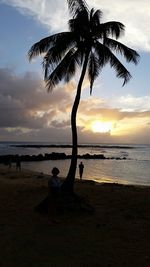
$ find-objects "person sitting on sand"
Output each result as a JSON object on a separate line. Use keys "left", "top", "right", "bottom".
{"left": 48, "top": 167, "right": 61, "bottom": 224}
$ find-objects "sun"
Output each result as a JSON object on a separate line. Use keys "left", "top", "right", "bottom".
{"left": 91, "top": 121, "right": 113, "bottom": 133}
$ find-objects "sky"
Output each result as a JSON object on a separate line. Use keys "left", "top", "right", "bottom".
{"left": 0, "top": 0, "right": 150, "bottom": 144}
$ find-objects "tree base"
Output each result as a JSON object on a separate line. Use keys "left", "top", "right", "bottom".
{"left": 34, "top": 193, "right": 94, "bottom": 215}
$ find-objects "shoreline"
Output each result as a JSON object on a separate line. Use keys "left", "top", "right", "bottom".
{"left": 1, "top": 164, "right": 150, "bottom": 189}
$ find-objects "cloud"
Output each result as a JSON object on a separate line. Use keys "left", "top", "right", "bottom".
{"left": 51, "top": 120, "right": 70, "bottom": 128}
{"left": 0, "top": 68, "right": 73, "bottom": 130}
{"left": 0, "top": 67, "right": 150, "bottom": 143}
{"left": 79, "top": 94, "right": 150, "bottom": 114}
{"left": 1, "top": 0, "right": 150, "bottom": 51}
{"left": 108, "top": 94, "right": 150, "bottom": 112}
{"left": 92, "top": 0, "right": 150, "bottom": 51}
{"left": 1, "top": 0, "right": 68, "bottom": 32}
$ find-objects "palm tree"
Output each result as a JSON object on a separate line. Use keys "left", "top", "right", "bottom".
{"left": 28, "top": 0, "right": 139, "bottom": 194}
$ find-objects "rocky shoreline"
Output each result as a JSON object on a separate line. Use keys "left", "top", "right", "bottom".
{"left": 0, "top": 152, "right": 127, "bottom": 164}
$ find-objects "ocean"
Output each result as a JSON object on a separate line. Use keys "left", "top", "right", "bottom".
{"left": 0, "top": 141, "right": 150, "bottom": 186}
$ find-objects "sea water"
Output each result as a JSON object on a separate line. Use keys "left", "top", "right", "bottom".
{"left": 0, "top": 142, "right": 150, "bottom": 186}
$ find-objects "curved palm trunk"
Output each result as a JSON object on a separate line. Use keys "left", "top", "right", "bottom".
{"left": 62, "top": 52, "right": 89, "bottom": 194}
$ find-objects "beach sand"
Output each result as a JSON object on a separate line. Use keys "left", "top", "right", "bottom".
{"left": 0, "top": 165, "right": 150, "bottom": 267}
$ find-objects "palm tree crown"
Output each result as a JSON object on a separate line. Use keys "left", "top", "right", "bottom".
{"left": 28, "top": 0, "right": 139, "bottom": 94}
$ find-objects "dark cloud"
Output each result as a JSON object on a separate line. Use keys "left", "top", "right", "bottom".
{"left": 12, "top": 127, "right": 72, "bottom": 143}
{"left": 0, "top": 68, "right": 72, "bottom": 131}
{"left": 51, "top": 120, "right": 70, "bottom": 128}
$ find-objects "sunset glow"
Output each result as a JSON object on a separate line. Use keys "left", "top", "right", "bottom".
{"left": 91, "top": 121, "right": 113, "bottom": 133}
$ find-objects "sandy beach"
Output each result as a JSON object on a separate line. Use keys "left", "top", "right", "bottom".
{"left": 0, "top": 165, "right": 150, "bottom": 267}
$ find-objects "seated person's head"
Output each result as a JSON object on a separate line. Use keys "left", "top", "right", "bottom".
{"left": 51, "top": 167, "right": 60, "bottom": 176}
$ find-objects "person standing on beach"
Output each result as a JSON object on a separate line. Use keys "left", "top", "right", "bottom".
{"left": 48, "top": 167, "right": 61, "bottom": 224}
{"left": 8, "top": 157, "right": 12, "bottom": 168}
{"left": 16, "top": 157, "right": 21, "bottom": 171}
{"left": 79, "top": 162, "right": 84, "bottom": 180}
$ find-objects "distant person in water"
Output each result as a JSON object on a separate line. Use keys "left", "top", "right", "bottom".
{"left": 48, "top": 167, "right": 61, "bottom": 224}
{"left": 16, "top": 157, "right": 21, "bottom": 171}
{"left": 79, "top": 161, "right": 84, "bottom": 180}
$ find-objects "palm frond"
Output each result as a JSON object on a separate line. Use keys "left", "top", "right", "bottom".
{"left": 88, "top": 52, "right": 100, "bottom": 94}
{"left": 65, "top": 49, "right": 82, "bottom": 82}
{"left": 42, "top": 33, "right": 76, "bottom": 79}
{"left": 45, "top": 48, "right": 79, "bottom": 91}
{"left": 67, "top": 0, "right": 88, "bottom": 17}
{"left": 104, "top": 38, "right": 140, "bottom": 64}
{"left": 109, "top": 52, "right": 131, "bottom": 86}
{"left": 68, "top": 9, "right": 89, "bottom": 37}
{"left": 94, "top": 41, "right": 110, "bottom": 67}
{"left": 28, "top": 32, "right": 72, "bottom": 61}
{"left": 98, "top": 21, "right": 125, "bottom": 39}
{"left": 95, "top": 41, "right": 131, "bottom": 85}
{"left": 90, "top": 8, "right": 102, "bottom": 27}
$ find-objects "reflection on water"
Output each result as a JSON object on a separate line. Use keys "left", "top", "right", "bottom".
{"left": 23, "top": 158, "right": 150, "bottom": 187}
